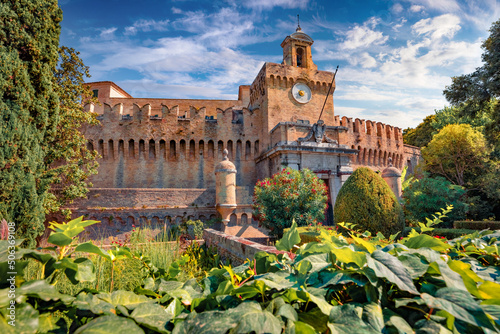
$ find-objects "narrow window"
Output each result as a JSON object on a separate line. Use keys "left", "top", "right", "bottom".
{"left": 128, "top": 139, "right": 135, "bottom": 158}
{"left": 149, "top": 139, "right": 156, "bottom": 159}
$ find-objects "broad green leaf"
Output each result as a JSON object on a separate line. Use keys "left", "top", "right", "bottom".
{"left": 61, "top": 258, "right": 96, "bottom": 284}
{"left": 130, "top": 303, "right": 170, "bottom": 333}
{"left": 328, "top": 304, "right": 380, "bottom": 334}
{"left": 404, "top": 234, "right": 452, "bottom": 252}
{"left": 38, "top": 313, "right": 67, "bottom": 334}
{"left": 172, "top": 309, "right": 237, "bottom": 334}
{"left": 166, "top": 289, "right": 196, "bottom": 305}
{"left": 397, "top": 253, "right": 429, "bottom": 279}
{"left": 478, "top": 281, "right": 500, "bottom": 300}
{"left": 0, "top": 239, "right": 24, "bottom": 262}
{"left": 296, "top": 259, "right": 312, "bottom": 276}
{"left": 49, "top": 217, "right": 99, "bottom": 239}
{"left": 362, "top": 303, "right": 384, "bottom": 332}
{"left": 74, "top": 242, "right": 111, "bottom": 261}
{"left": 383, "top": 308, "right": 413, "bottom": 334}
{"left": 0, "top": 260, "right": 29, "bottom": 285}
{"left": 276, "top": 220, "right": 301, "bottom": 251}
{"left": 17, "top": 280, "right": 75, "bottom": 304}
{"left": 254, "top": 251, "right": 278, "bottom": 274}
{"left": 233, "top": 280, "right": 268, "bottom": 300}
{"left": 421, "top": 288, "right": 495, "bottom": 330}
{"left": 448, "top": 260, "right": 484, "bottom": 296}
{"left": 73, "top": 315, "right": 144, "bottom": 334}
{"left": 351, "top": 235, "right": 377, "bottom": 253}
{"left": 295, "top": 253, "right": 331, "bottom": 274}
{"left": 277, "top": 288, "right": 309, "bottom": 304}
{"left": 330, "top": 247, "right": 367, "bottom": 267}
{"left": 47, "top": 233, "right": 73, "bottom": 247}
{"left": 366, "top": 250, "right": 419, "bottom": 295}
{"left": 298, "top": 307, "right": 329, "bottom": 333}
{"left": 481, "top": 302, "right": 500, "bottom": 322}
{"left": 18, "top": 248, "right": 55, "bottom": 265}
{"left": 414, "top": 319, "right": 453, "bottom": 334}
{"left": 292, "top": 321, "right": 317, "bottom": 334}
{"left": 73, "top": 292, "right": 115, "bottom": 315}
{"left": 110, "top": 290, "right": 154, "bottom": 310}
{"left": 299, "top": 242, "right": 333, "bottom": 256}
{"left": 276, "top": 303, "right": 298, "bottom": 322}
{"left": 255, "top": 271, "right": 299, "bottom": 290}
{"left": 165, "top": 298, "right": 184, "bottom": 319}
{"left": 214, "top": 280, "right": 234, "bottom": 296}
{"left": 305, "top": 289, "right": 333, "bottom": 316}
{"left": 158, "top": 279, "right": 183, "bottom": 295}
{"left": 228, "top": 301, "right": 282, "bottom": 334}
{"left": 316, "top": 270, "right": 368, "bottom": 288}
{"left": 428, "top": 261, "right": 469, "bottom": 293}
{"left": 0, "top": 303, "right": 38, "bottom": 334}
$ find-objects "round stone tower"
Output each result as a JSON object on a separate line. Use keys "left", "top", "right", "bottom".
{"left": 381, "top": 157, "right": 402, "bottom": 201}
{"left": 215, "top": 149, "right": 237, "bottom": 228}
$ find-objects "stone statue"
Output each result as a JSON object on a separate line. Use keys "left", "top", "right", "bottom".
{"left": 298, "top": 120, "right": 337, "bottom": 144}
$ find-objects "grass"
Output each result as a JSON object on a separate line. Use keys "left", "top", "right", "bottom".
{"left": 24, "top": 226, "right": 189, "bottom": 295}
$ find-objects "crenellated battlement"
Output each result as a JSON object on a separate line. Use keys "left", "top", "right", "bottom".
{"left": 334, "top": 116, "right": 403, "bottom": 141}
{"left": 85, "top": 102, "right": 256, "bottom": 127}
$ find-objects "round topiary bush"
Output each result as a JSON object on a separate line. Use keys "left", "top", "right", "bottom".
{"left": 334, "top": 167, "right": 404, "bottom": 237}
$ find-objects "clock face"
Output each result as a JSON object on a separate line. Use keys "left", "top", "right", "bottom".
{"left": 292, "top": 83, "right": 312, "bottom": 104}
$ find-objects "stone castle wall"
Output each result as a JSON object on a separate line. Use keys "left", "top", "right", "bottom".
{"left": 83, "top": 100, "right": 261, "bottom": 190}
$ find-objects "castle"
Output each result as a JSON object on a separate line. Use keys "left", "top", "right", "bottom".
{"left": 73, "top": 26, "right": 420, "bottom": 233}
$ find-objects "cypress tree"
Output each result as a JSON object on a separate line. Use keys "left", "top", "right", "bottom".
{"left": 0, "top": 0, "right": 62, "bottom": 247}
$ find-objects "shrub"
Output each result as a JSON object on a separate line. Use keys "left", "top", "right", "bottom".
{"left": 170, "top": 219, "right": 204, "bottom": 239}
{"left": 253, "top": 167, "right": 327, "bottom": 238}
{"left": 403, "top": 175, "right": 467, "bottom": 227}
{"left": 334, "top": 167, "right": 404, "bottom": 237}
{"left": 454, "top": 220, "right": 500, "bottom": 230}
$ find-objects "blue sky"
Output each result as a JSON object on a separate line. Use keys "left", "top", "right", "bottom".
{"left": 59, "top": 0, "right": 499, "bottom": 129}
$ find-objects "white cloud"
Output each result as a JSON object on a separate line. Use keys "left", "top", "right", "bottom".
{"left": 412, "top": 14, "right": 461, "bottom": 40}
{"left": 171, "top": 7, "right": 182, "bottom": 14}
{"left": 360, "top": 53, "right": 377, "bottom": 68}
{"left": 124, "top": 19, "right": 170, "bottom": 35}
{"left": 170, "top": 8, "right": 262, "bottom": 48}
{"left": 409, "top": 5, "right": 424, "bottom": 12}
{"left": 241, "top": 0, "right": 310, "bottom": 10}
{"left": 391, "top": 3, "right": 404, "bottom": 14}
{"left": 340, "top": 21, "right": 388, "bottom": 50}
{"left": 99, "top": 27, "right": 117, "bottom": 39}
{"left": 401, "top": 0, "right": 460, "bottom": 13}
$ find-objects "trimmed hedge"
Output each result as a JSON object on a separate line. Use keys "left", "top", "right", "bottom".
{"left": 402, "top": 227, "right": 477, "bottom": 239}
{"left": 334, "top": 167, "right": 404, "bottom": 237}
{"left": 454, "top": 221, "right": 500, "bottom": 230}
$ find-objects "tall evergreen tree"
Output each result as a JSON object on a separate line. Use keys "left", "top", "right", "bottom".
{"left": 0, "top": 0, "right": 62, "bottom": 247}
{"left": 44, "top": 46, "right": 99, "bottom": 218}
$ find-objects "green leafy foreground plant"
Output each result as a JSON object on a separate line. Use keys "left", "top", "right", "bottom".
{"left": 1, "top": 215, "right": 500, "bottom": 333}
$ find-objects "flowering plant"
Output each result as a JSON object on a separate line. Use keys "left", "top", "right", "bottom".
{"left": 253, "top": 167, "right": 327, "bottom": 238}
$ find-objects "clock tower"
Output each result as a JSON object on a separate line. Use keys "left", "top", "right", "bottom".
{"left": 248, "top": 25, "right": 336, "bottom": 151}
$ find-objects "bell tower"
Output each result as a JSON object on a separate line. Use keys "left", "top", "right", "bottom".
{"left": 280, "top": 20, "right": 317, "bottom": 70}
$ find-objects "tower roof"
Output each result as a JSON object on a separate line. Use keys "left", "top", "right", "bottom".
{"left": 290, "top": 26, "right": 313, "bottom": 43}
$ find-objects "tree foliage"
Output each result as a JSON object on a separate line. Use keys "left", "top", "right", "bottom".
{"left": 334, "top": 167, "right": 404, "bottom": 237}
{"left": 44, "top": 46, "right": 99, "bottom": 217}
{"left": 421, "top": 124, "right": 490, "bottom": 187}
{"left": 0, "top": 0, "right": 62, "bottom": 247}
{"left": 402, "top": 175, "right": 467, "bottom": 227}
{"left": 443, "top": 19, "right": 500, "bottom": 155}
{"left": 403, "top": 114, "right": 435, "bottom": 147}
{"left": 253, "top": 167, "right": 328, "bottom": 238}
